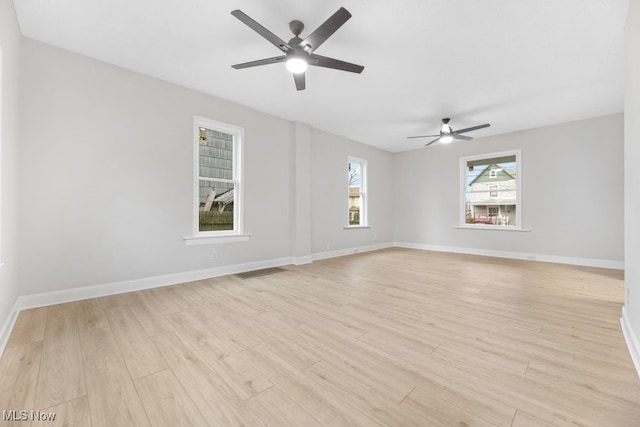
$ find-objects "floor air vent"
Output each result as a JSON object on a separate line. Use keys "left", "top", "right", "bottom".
{"left": 236, "top": 267, "right": 286, "bottom": 279}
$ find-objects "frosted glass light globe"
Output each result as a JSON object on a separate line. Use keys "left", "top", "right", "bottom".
{"left": 440, "top": 135, "right": 454, "bottom": 143}
{"left": 286, "top": 57, "right": 308, "bottom": 74}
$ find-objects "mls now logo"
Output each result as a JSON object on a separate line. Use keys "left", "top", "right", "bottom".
{"left": 3, "top": 410, "right": 57, "bottom": 421}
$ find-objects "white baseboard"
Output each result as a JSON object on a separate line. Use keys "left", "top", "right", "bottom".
{"left": 0, "top": 299, "right": 21, "bottom": 358}
{"left": 17, "top": 256, "right": 293, "bottom": 311}
{"left": 394, "top": 242, "right": 624, "bottom": 270}
{"left": 621, "top": 306, "right": 640, "bottom": 378}
{"left": 292, "top": 256, "right": 313, "bottom": 266}
{"left": 312, "top": 242, "right": 394, "bottom": 261}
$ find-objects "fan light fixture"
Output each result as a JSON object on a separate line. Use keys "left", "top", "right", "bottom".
{"left": 286, "top": 57, "right": 308, "bottom": 73}
{"left": 230, "top": 8, "right": 364, "bottom": 90}
{"left": 407, "top": 118, "right": 491, "bottom": 147}
{"left": 440, "top": 135, "right": 454, "bottom": 143}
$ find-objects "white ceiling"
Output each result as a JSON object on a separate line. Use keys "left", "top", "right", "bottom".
{"left": 13, "top": 0, "right": 628, "bottom": 152}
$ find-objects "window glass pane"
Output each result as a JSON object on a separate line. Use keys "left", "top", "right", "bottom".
{"left": 349, "top": 161, "right": 362, "bottom": 225}
{"left": 199, "top": 179, "right": 234, "bottom": 231}
{"left": 349, "top": 192, "right": 361, "bottom": 225}
{"left": 199, "top": 127, "right": 233, "bottom": 180}
{"left": 464, "top": 155, "right": 517, "bottom": 226}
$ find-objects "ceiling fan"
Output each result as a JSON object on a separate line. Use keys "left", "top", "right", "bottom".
{"left": 407, "top": 118, "right": 491, "bottom": 147}
{"left": 230, "top": 7, "right": 365, "bottom": 91}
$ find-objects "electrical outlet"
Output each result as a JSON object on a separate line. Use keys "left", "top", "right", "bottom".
{"left": 527, "top": 255, "right": 536, "bottom": 261}
{"left": 211, "top": 251, "right": 218, "bottom": 261}
{"left": 326, "top": 243, "right": 330, "bottom": 251}
{"left": 374, "top": 234, "right": 377, "bottom": 240}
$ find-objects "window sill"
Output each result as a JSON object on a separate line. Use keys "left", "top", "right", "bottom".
{"left": 183, "top": 233, "right": 251, "bottom": 245}
{"left": 454, "top": 225, "right": 531, "bottom": 232}
{"left": 344, "top": 225, "right": 371, "bottom": 229}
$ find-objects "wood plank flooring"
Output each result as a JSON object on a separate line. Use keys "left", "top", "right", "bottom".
{"left": 1, "top": 248, "right": 639, "bottom": 426}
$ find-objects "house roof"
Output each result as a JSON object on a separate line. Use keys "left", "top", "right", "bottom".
{"left": 469, "top": 164, "right": 516, "bottom": 186}
{"left": 12, "top": 1, "right": 627, "bottom": 153}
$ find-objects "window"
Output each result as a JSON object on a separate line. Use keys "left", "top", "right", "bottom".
{"left": 347, "top": 157, "right": 367, "bottom": 226}
{"left": 187, "top": 116, "right": 246, "bottom": 243}
{"left": 461, "top": 150, "right": 521, "bottom": 228}
{"left": 489, "top": 184, "right": 499, "bottom": 198}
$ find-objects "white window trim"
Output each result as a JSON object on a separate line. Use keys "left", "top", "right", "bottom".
{"left": 183, "top": 116, "right": 250, "bottom": 245}
{"left": 459, "top": 149, "right": 523, "bottom": 230}
{"left": 346, "top": 156, "right": 368, "bottom": 228}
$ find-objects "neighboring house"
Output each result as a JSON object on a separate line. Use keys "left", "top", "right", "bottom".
{"left": 349, "top": 186, "right": 360, "bottom": 224}
{"left": 467, "top": 164, "right": 516, "bottom": 225}
{"left": 199, "top": 128, "right": 234, "bottom": 212}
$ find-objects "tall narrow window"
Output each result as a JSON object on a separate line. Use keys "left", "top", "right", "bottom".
{"left": 192, "top": 116, "right": 244, "bottom": 238}
{"left": 461, "top": 150, "right": 521, "bottom": 228}
{"left": 348, "top": 157, "right": 367, "bottom": 226}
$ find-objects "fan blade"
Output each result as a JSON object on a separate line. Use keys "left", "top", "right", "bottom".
{"left": 293, "top": 72, "right": 306, "bottom": 91}
{"left": 231, "top": 55, "right": 286, "bottom": 69}
{"left": 231, "top": 10, "right": 292, "bottom": 53}
{"left": 300, "top": 7, "right": 352, "bottom": 52}
{"left": 406, "top": 134, "right": 440, "bottom": 139}
{"left": 454, "top": 123, "right": 491, "bottom": 134}
{"left": 424, "top": 138, "right": 441, "bottom": 147}
{"left": 453, "top": 134, "right": 473, "bottom": 141}
{"left": 309, "top": 54, "right": 364, "bottom": 73}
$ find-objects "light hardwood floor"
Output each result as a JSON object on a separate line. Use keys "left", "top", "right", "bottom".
{"left": 1, "top": 248, "right": 639, "bottom": 426}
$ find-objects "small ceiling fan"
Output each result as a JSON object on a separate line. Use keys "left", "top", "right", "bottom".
{"left": 407, "top": 118, "right": 491, "bottom": 147}
{"left": 230, "top": 7, "right": 364, "bottom": 91}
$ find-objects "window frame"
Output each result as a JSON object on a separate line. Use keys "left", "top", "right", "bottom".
{"left": 184, "top": 116, "right": 249, "bottom": 245}
{"left": 459, "top": 149, "right": 522, "bottom": 230}
{"left": 346, "top": 156, "right": 368, "bottom": 228}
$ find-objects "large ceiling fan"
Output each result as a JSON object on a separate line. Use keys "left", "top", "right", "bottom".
{"left": 230, "top": 7, "right": 364, "bottom": 91}
{"left": 408, "top": 118, "right": 491, "bottom": 147}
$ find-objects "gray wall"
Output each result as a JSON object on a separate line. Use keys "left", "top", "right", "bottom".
{"left": 16, "top": 37, "right": 397, "bottom": 296}
{"left": 18, "top": 38, "right": 296, "bottom": 295}
{"left": 624, "top": 0, "right": 640, "bottom": 350}
{"left": 310, "top": 128, "right": 394, "bottom": 255}
{"left": 0, "top": 0, "right": 21, "bottom": 338}
{"left": 393, "top": 114, "right": 624, "bottom": 264}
